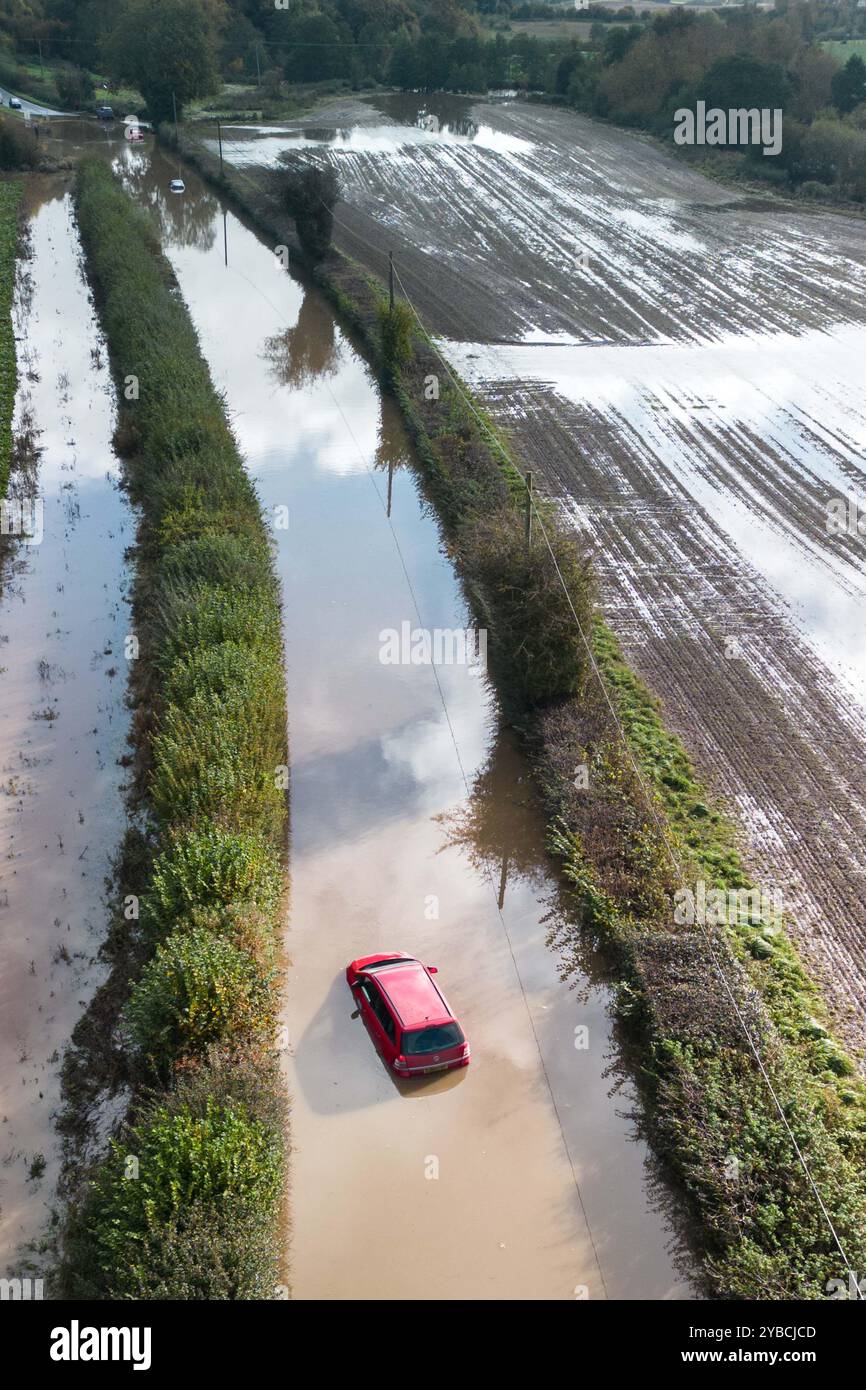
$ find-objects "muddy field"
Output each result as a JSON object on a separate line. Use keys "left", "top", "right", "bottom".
{"left": 214, "top": 95, "right": 866, "bottom": 1057}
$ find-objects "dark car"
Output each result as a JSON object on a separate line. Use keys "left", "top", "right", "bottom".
{"left": 95, "top": 105, "right": 114, "bottom": 121}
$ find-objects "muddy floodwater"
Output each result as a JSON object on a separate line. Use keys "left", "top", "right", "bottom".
{"left": 100, "top": 138, "right": 695, "bottom": 1299}
{"left": 0, "top": 177, "right": 132, "bottom": 1273}
{"left": 210, "top": 93, "right": 866, "bottom": 1058}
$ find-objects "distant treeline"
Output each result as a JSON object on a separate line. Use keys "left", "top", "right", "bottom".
{"left": 2, "top": 1, "right": 866, "bottom": 199}
{"left": 384, "top": 7, "right": 866, "bottom": 202}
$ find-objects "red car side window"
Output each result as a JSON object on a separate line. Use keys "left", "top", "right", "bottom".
{"left": 366, "top": 980, "right": 396, "bottom": 1043}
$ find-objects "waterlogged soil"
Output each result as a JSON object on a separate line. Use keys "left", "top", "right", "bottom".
{"left": 212, "top": 94, "right": 866, "bottom": 1058}
{"left": 0, "top": 177, "right": 132, "bottom": 1274}
{"left": 108, "top": 138, "right": 697, "bottom": 1300}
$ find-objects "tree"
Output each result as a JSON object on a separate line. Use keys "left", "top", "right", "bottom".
{"left": 282, "top": 161, "right": 340, "bottom": 261}
{"left": 388, "top": 35, "right": 419, "bottom": 89}
{"left": 790, "top": 44, "right": 839, "bottom": 121}
{"left": 697, "top": 55, "right": 791, "bottom": 113}
{"left": 831, "top": 54, "right": 866, "bottom": 115}
{"left": 54, "top": 64, "right": 95, "bottom": 109}
{"left": 602, "top": 23, "right": 640, "bottom": 67}
{"left": 282, "top": 13, "right": 353, "bottom": 83}
{"left": 104, "top": 0, "right": 221, "bottom": 124}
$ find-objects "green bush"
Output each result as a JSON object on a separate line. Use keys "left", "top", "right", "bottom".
{"left": 461, "top": 506, "right": 595, "bottom": 710}
{"left": 800, "top": 179, "right": 835, "bottom": 199}
{"left": 145, "top": 828, "right": 283, "bottom": 943}
{"left": 81, "top": 1097, "right": 283, "bottom": 1299}
{"left": 0, "top": 116, "right": 38, "bottom": 171}
{"left": 164, "top": 640, "right": 283, "bottom": 709}
{"left": 161, "top": 533, "right": 277, "bottom": 592}
{"left": 127, "top": 927, "right": 275, "bottom": 1064}
{"left": 54, "top": 66, "right": 95, "bottom": 109}
{"left": 159, "top": 902, "right": 278, "bottom": 963}
{"left": 378, "top": 300, "right": 415, "bottom": 380}
{"left": 151, "top": 583, "right": 279, "bottom": 672}
{"left": 151, "top": 690, "right": 285, "bottom": 836}
{"left": 97, "top": 1196, "right": 283, "bottom": 1300}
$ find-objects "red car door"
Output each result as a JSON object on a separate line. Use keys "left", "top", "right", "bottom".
{"left": 358, "top": 976, "right": 398, "bottom": 1067}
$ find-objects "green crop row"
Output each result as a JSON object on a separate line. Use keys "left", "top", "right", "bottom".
{"left": 60, "top": 159, "right": 288, "bottom": 1300}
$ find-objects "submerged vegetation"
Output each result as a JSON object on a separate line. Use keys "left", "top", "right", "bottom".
{"left": 59, "top": 158, "right": 288, "bottom": 1299}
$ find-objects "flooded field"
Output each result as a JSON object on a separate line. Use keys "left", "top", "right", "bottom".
{"left": 210, "top": 94, "right": 866, "bottom": 1056}
{"left": 0, "top": 177, "right": 132, "bottom": 1273}
{"left": 105, "top": 139, "right": 696, "bottom": 1300}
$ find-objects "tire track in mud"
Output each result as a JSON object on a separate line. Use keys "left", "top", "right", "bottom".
{"left": 477, "top": 377, "right": 866, "bottom": 1054}
{"left": 290, "top": 98, "right": 866, "bottom": 346}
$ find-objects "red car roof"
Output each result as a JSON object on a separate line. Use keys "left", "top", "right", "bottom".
{"left": 374, "top": 961, "right": 452, "bottom": 1028}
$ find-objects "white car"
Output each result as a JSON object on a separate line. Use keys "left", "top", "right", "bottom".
{"left": 8, "top": 97, "right": 22, "bottom": 110}
{"left": 169, "top": 179, "right": 185, "bottom": 194}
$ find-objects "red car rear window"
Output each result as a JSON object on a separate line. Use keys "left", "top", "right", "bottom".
{"left": 402, "top": 1023, "right": 464, "bottom": 1055}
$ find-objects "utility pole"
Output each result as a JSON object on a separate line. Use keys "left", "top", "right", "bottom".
{"left": 387, "top": 457, "right": 394, "bottom": 517}
{"left": 37, "top": 39, "right": 44, "bottom": 77}
{"left": 172, "top": 91, "right": 179, "bottom": 147}
{"left": 498, "top": 852, "right": 508, "bottom": 910}
{"left": 388, "top": 251, "right": 394, "bottom": 312}
{"left": 255, "top": 45, "right": 262, "bottom": 87}
{"left": 525, "top": 471, "right": 533, "bottom": 549}
{"left": 217, "top": 118, "right": 224, "bottom": 177}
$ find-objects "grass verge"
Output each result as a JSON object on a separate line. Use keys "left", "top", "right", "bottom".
{"left": 57, "top": 158, "right": 289, "bottom": 1300}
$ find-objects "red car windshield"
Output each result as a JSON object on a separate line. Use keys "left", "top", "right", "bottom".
{"left": 402, "top": 1023, "right": 463, "bottom": 1055}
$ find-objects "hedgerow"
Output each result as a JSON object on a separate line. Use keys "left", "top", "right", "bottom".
{"left": 59, "top": 159, "right": 288, "bottom": 1300}
{"left": 127, "top": 928, "right": 275, "bottom": 1067}
{"left": 64, "top": 1057, "right": 285, "bottom": 1300}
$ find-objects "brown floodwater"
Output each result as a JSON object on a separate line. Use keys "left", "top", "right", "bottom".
{"left": 103, "top": 137, "right": 697, "bottom": 1300}
{"left": 0, "top": 174, "right": 133, "bottom": 1275}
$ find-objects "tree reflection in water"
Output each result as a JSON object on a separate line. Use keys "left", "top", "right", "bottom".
{"left": 436, "top": 723, "right": 602, "bottom": 998}
{"left": 262, "top": 290, "right": 341, "bottom": 389}
{"left": 373, "top": 400, "right": 411, "bottom": 514}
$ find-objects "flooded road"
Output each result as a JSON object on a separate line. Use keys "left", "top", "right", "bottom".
{"left": 0, "top": 178, "right": 132, "bottom": 1273}
{"left": 209, "top": 94, "right": 866, "bottom": 1058}
{"left": 111, "top": 140, "right": 695, "bottom": 1299}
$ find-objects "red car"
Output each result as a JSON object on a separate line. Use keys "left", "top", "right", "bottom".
{"left": 346, "top": 952, "right": 470, "bottom": 1078}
